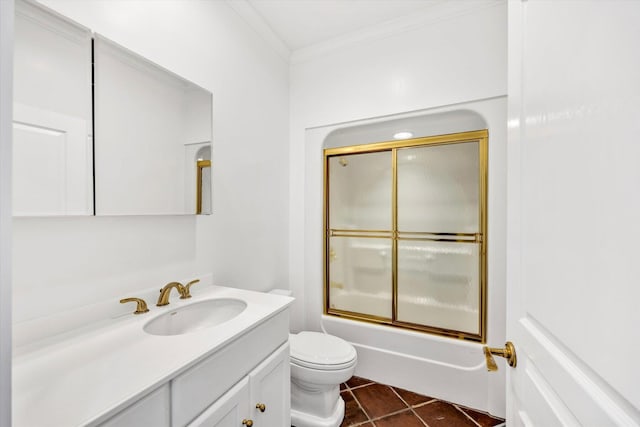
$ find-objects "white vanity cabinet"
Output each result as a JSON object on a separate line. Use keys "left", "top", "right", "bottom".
{"left": 13, "top": 286, "right": 294, "bottom": 427}
{"left": 92, "top": 308, "right": 290, "bottom": 427}
{"left": 170, "top": 309, "right": 290, "bottom": 427}
{"left": 188, "top": 343, "right": 290, "bottom": 427}
{"left": 98, "top": 385, "right": 171, "bottom": 427}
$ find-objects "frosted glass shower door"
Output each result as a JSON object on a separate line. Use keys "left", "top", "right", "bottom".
{"left": 396, "top": 142, "right": 483, "bottom": 336}
{"left": 327, "top": 151, "right": 393, "bottom": 319}
{"left": 324, "top": 130, "right": 487, "bottom": 341}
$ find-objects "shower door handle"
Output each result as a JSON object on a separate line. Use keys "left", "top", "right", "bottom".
{"left": 483, "top": 341, "right": 517, "bottom": 371}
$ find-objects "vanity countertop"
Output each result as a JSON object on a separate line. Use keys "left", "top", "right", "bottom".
{"left": 12, "top": 285, "right": 294, "bottom": 427}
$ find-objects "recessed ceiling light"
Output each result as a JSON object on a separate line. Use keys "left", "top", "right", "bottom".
{"left": 393, "top": 131, "right": 413, "bottom": 140}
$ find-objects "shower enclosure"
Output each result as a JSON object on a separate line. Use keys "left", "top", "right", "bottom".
{"left": 324, "top": 130, "right": 488, "bottom": 342}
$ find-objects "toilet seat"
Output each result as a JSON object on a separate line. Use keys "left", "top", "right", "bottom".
{"left": 290, "top": 331, "right": 357, "bottom": 371}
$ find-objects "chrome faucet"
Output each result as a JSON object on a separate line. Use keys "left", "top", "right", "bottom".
{"left": 156, "top": 282, "right": 187, "bottom": 306}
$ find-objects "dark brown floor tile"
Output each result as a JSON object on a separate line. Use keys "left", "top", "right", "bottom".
{"left": 413, "top": 401, "right": 477, "bottom": 427}
{"left": 340, "top": 382, "right": 347, "bottom": 390}
{"left": 346, "top": 376, "right": 374, "bottom": 388}
{"left": 459, "top": 406, "right": 505, "bottom": 426}
{"left": 392, "top": 386, "right": 434, "bottom": 406}
{"left": 352, "top": 384, "right": 408, "bottom": 419}
{"left": 341, "top": 390, "right": 368, "bottom": 426}
{"left": 373, "top": 409, "right": 426, "bottom": 427}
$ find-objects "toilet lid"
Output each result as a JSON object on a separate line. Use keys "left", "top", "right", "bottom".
{"left": 290, "top": 332, "right": 357, "bottom": 368}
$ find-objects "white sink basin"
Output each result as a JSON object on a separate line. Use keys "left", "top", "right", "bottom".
{"left": 144, "top": 298, "right": 247, "bottom": 336}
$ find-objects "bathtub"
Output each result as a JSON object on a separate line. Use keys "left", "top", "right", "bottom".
{"left": 321, "top": 293, "right": 503, "bottom": 415}
{"left": 298, "top": 99, "right": 508, "bottom": 418}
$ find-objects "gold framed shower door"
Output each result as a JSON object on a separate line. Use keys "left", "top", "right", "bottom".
{"left": 323, "top": 130, "right": 488, "bottom": 343}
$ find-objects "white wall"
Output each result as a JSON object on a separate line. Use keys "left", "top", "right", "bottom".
{"left": 289, "top": 0, "right": 507, "bottom": 415}
{"left": 13, "top": 1, "right": 289, "bottom": 330}
{"left": 0, "top": 1, "right": 14, "bottom": 423}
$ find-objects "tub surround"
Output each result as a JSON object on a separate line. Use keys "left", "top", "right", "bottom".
{"left": 302, "top": 97, "right": 507, "bottom": 416}
{"left": 12, "top": 285, "right": 294, "bottom": 427}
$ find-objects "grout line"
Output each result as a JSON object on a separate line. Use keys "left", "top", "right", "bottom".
{"left": 347, "top": 381, "right": 375, "bottom": 391}
{"left": 401, "top": 395, "right": 433, "bottom": 427}
{"left": 348, "top": 388, "right": 372, "bottom": 425}
{"left": 366, "top": 407, "right": 415, "bottom": 423}
{"left": 343, "top": 377, "right": 504, "bottom": 427}
{"left": 389, "top": 385, "right": 410, "bottom": 407}
{"left": 409, "top": 406, "right": 430, "bottom": 427}
{"left": 454, "top": 404, "right": 482, "bottom": 427}
{"left": 388, "top": 384, "right": 430, "bottom": 426}
{"left": 412, "top": 398, "right": 438, "bottom": 409}
{"left": 413, "top": 409, "right": 432, "bottom": 427}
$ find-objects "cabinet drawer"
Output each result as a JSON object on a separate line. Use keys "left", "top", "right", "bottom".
{"left": 171, "top": 310, "right": 289, "bottom": 427}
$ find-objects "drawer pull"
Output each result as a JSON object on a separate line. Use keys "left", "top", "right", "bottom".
{"left": 256, "top": 403, "right": 266, "bottom": 412}
{"left": 242, "top": 419, "right": 253, "bottom": 426}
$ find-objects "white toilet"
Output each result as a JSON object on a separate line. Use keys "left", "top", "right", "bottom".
{"left": 268, "top": 289, "right": 357, "bottom": 427}
{"left": 289, "top": 331, "right": 357, "bottom": 427}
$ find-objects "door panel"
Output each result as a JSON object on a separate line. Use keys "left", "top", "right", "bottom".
{"left": 507, "top": 1, "right": 640, "bottom": 424}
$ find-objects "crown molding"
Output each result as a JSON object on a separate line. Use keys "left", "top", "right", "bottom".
{"left": 291, "top": 0, "right": 505, "bottom": 65}
{"left": 225, "top": 0, "right": 291, "bottom": 62}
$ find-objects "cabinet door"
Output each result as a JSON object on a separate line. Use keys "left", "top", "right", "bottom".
{"left": 187, "top": 378, "right": 250, "bottom": 427}
{"left": 249, "top": 343, "right": 290, "bottom": 427}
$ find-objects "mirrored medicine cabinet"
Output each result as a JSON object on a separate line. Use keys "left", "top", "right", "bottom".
{"left": 13, "top": 0, "right": 212, "bottom": 216}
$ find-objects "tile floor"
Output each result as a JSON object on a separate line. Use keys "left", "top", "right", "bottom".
{"left": 339, "top": 376, "right": 505, "bottom": 427}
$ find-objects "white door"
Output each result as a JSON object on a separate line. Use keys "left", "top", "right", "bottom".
{"left": 506, "top": 1, "right": 640, "bottom": 425}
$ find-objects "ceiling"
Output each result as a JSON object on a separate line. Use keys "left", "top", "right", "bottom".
{"left": 243, "top": 0, "right": 444, "bottom": 51}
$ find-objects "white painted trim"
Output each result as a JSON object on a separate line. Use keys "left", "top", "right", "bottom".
{"left": 225, "top": 0, "right": 291, "bottom": 61}
{"left": 94, "top": 34, "right": 210, "bottom": 92}
{"left": 291, "top": 0, "right": 505, "bottom": 64}
{"left": 18, "top": 0, "right": 90, "bottom": 43}
{"left": 0, "top": 1, "right": 13, "bottom": 424}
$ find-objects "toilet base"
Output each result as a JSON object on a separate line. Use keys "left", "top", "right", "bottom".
{"left": 291, "top": 395, "right": 345, "bottom": 427}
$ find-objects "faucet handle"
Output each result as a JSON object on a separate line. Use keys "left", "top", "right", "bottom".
{"left": 120, "top": 297, "right": 150, "bottom": 314}
{"left": 182, "top": 279, "right": 200, "bottom": 299}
